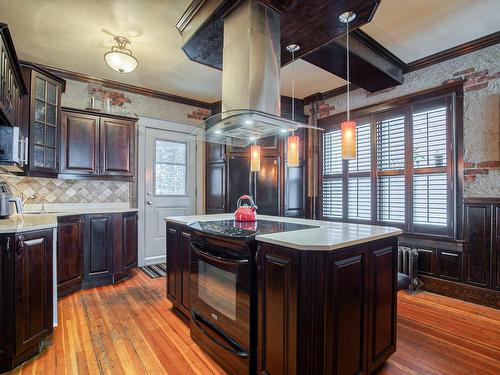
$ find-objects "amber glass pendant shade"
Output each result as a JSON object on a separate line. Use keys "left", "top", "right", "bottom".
{"left": 287, "top": 135, "right": 300, "bottom": 167}
{"left": 250, "top": 144, "right": 261, "bottom": 172}
{"left": 341, "top": 120, "right": 356, "bottom": 160}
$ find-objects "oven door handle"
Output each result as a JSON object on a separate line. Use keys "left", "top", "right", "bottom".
{"left": 191, "top": 243, "right": 249, "bottom": 265}
{"left": 191, "top": 311, "right": 249, "bottom": 359}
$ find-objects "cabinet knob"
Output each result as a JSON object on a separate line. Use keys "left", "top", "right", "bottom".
{"left": 147, "top": 201, "right": 153, "bottom": 205}
{"left": 16, "top": 235, "right": 24, "bottom": 256}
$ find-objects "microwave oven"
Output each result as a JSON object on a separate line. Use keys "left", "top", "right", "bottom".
{"left": 0, "top": 126, "right": 28, "bottom": 172}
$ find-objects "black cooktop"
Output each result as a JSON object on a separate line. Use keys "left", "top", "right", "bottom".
{"left": 188, "top": 219, "right": 319, "bottom": 239}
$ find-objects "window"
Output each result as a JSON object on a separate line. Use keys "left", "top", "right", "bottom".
{"left": 155, "top": 140, "right": 187, "bottom": 195}
{"left": 321, "top": 91, "right": 457, "bottom": 237}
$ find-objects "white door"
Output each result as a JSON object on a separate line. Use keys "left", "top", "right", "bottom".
{"left": 144, "top": 127, "right": 196, "bottom": 264}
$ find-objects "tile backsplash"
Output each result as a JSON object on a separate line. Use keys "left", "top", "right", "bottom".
{"left": 1, "top": 175, "right": 129, "bottom": 204}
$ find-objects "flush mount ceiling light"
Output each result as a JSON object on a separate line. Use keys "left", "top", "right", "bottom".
{"left": 104, "top": 36, "right": 138, "bottom": 73}
{"left": 286, "top": 43, "right": 301, "bottom": 168}
{"left": 339, "top": 11, "right": 357, "bottom": 160}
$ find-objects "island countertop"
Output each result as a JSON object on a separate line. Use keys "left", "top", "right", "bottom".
{"left": 164, "top": 213, "right": 402, "bottom": 251}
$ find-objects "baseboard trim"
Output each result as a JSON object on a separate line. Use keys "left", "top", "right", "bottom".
{"left": 420, "top": 275, "right": 499, "bottom": 309}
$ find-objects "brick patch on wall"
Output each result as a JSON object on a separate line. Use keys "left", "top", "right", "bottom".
{"left": 463, "top": 160, "right": 500, "bottom": 182}
{"left": 442, "top": 68, "right": 500, "bottom": 92}
{"left": 187, "top": 108, "right": 211, "bottom": 121}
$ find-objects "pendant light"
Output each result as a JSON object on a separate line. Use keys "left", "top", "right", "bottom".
{"left": 339, "top": 11, "right": 356, "bottom": 160}
{"left": 104, "top": 36, "right": 138, "bottom": 74}
{"left": 250, "top": 143, "right": 261, "bottom": 172}
{"left": 286, "top": 44, "right": 300, "bottom": 167}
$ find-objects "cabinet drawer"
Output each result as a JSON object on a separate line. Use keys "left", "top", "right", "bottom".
{"left": 437, "top": 250, "right": 462, "bottom": 282}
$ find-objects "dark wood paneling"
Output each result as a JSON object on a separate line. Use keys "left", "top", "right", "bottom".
{"left": 463, "top": 204, "right": 491, "bottom": 288}
{"left": 206, "top": 142, "right": 225, "bottom": 163}
{"left": 405, "top": 31, "right": 500, "bottom": 73}
{"left": 14, "top": 230, "right": 53, "bottom": 354}
{"left": 57, "top": 215, "right": 83, "bottom": 297}
{"left": 166, "top": 224, "right": 179, "bottom": 304}
{"left": 416, "top": 247, "right": 436, "bottom": 276}
{"left": 179, "top": 231, "right": 191, "bottom": 317}
{"left": 368, "top": 245, "right": 397, "bottom": 372}
{"left": 437, "top": 250, "right": 462, "bottom": 282}
{"left": 60, "top": 111, "right": 100, "bottom": 174}
{"left": 492, "top": 205, "right": 500, "bottom": 291}
{"left": 255, "top": 156, "right": 280, "bottom": 215}
{"left": 325, "top": 251, "right": 368, "bottom": 375}
{"left": 83, "top": 215, "right": 113, "bottom": 287}
{"left": 227, "top": 155, "right": 251, "bottom": 213}
{"left": 206, "top": 163, "right": 226, "bottom": 214}
{"left": 0, "top": 235, "right": 14, "bottom": 364}
{"left": 258, "top": 247, "right": 298, "bottom": 375}
{"left": 99, "top": 118, "right": 135, "bottom": 177}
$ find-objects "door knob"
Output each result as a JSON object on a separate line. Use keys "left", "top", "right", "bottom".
{"left": 147, "top": 201, "right": 153, "bottom": 205}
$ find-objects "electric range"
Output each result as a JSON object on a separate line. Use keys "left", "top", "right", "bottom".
{"left": 187, "top": 218, "right": 319, "bottom": 375}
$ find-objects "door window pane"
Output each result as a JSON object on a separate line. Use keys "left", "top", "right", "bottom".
{"left": 35, "top": 77, "right": 45, "bottom": 100}
{"left": 155, "top": 140, "right": 187, "bottom": 195}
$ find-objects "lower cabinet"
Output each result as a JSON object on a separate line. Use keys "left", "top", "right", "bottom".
{"left": 257, "top": 237, "right": 398, "bottom": 375}
{"left": 166, "top": 223, "right": 191, "bottom": 318}
{"left": 57, "top": 211, "right": 138, "bottom": 295}
{"left": 0, "top": 230, "right": 53, "bottom": 373}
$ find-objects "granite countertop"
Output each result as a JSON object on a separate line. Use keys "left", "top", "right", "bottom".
{"left": 164, "top": 214, "right": 402, "bottom": 251}
{"left": 0, "top": 207, "right": 138, "bottom": 234}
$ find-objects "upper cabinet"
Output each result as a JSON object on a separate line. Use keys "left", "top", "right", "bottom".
{"left": 21, "top": 64, "right": 65, "bottom": 175}
{"left": 60, "top": 108, "right": 137, "bottom": 180}
{"left": 0, "top": 24, "right": 27, "bottom": 128}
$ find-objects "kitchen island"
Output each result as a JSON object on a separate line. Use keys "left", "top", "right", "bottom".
{"left": 165, "top": 214, "right": 402, "bottom": 375}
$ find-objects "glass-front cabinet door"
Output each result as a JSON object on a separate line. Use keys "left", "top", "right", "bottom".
{"left": 29, "top": 70, "right": 60, "bottom": 174}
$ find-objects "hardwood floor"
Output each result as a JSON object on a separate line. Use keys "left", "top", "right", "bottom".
{"left": 4, "top": 269, "right": 500, "bottom": 375}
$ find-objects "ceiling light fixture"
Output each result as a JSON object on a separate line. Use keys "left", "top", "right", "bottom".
{"left": 286, "top": 43, "right": 300, "bottom": 167}
{"left": 339, "top": 11, "right": 356, "bottom": 160}
{"left": 104, "top": 36, "right": 138, "bottom": 74}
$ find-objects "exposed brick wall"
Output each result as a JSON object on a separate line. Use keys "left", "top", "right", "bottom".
{"left": 463, "top": 161, "right": 500, "bottom": 182}
{"left": 187, "top": 108, "right": 211, "bottom": 121}
{"left": 442, "top": 67, "right": 500, "bottom": 92}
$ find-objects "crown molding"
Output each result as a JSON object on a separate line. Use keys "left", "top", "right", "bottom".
{"left": 22, "top": 61, "right": 213, "bottom": 109}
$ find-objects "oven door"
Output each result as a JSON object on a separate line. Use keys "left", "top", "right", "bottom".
{"left": 190, "top": 239, "right": 252, "bottom": 351}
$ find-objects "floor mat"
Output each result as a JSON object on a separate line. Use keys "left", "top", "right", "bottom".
{"left": 140, "top": 263, "right": 167, "bottom": 278}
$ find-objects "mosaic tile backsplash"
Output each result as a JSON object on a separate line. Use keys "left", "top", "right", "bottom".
{"left": 1, "top": 175, "right": 130, "bottom": 204}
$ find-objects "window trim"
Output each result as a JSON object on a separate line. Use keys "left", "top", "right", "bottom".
{"left": 318, "top": 82, "right": 464, "bottom": 240}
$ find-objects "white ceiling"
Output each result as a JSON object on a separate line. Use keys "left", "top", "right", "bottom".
{"left": 1, "top": 0, "right": 498, "bottom": 102}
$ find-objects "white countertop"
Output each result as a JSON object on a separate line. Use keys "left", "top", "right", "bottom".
{"left": 164, "top": 214, "right": 402, "bottom": 251}
{"left": 0, "top": 207, "right": 138, "bottom": 234}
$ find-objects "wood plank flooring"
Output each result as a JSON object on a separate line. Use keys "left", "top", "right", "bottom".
{"left": 5, "top": 269, "right": 500, "bottom": 375}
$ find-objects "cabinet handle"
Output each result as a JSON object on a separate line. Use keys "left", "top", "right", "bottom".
{"left": 5, "top": 237, "right": 12, "bottom": 259}
{"left": 441, "top": 252, "right": 459, "bottom": 257}
{"left": 6, "top": 96, "right": 13, "bottom": 114}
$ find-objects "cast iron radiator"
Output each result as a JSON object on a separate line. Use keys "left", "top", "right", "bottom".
{"left": 398, "top": 246, "right": 423, "bottom": 292}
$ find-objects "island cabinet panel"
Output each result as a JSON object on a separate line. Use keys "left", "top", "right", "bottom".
{"left": 57, "top": 215, "right": 83, "bottom": 297}
{"left": 14, "top": 230, "right": 53, "bottom": 355}
{"left": 257, "top": 247, "right": 298, "bottom": 375}
{"left": 83, "top": 214, "right": 114, "bottom": 288}
{"left": 257, "top": 237, "right": 398, "bottom": 375}
{"left": 367, "top": 243, "right": 397, "bottom": 373}
{"left": 112, "top": 212, "right": 138, "bottom": 283}
{"left": 0, "top": 235, "right": 14, "bottom": 367}
{"left": 165, "top": 223, "right": 191, "bottom": 317}
{"left": 463, "top": 203, "right": 491, "bottom": 288}
{"left": 325, "top": 250, "right": 369, "bottom": 375}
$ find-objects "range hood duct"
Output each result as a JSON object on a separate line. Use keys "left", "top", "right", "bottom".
{"left": 205, "top": 0, "right": 322, "bottom": 147}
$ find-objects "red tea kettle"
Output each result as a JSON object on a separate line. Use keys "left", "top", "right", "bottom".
{"left": 234, "top": 195, "right": 257, "bottom": 222}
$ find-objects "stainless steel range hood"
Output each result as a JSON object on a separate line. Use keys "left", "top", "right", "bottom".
{"left": 204, "top": 0, "right": 322, "bottom": 147}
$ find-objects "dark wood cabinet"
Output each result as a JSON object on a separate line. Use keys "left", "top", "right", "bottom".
{"left": 113, "top": 211, "right": 138, "bottom": 283}
{"left": 436, "top": 250, "right": 462, "bottom": 282}
{"left": 60, "top": 111, "right": 100, "bottom": 175}
{"left": 165, "top": 223, "right": 191, "bottom": 318}
{"left": 257, "top": 237, "right": 398, "bottom": 375}
{"left": 0, "top": 24, "right": 27, "bottom": 128}
{"left": 100, "top": 118, "right": 135, "bottom": 177}
{"left": 0, "top": 229, "right": 53, "bottom": 373}
{"left": 83, "top": 214, "right": 114, "bottom": 288}
{"left": 493, "top": 205, "right": 500, "bottom": 291}
{"left": 227, "top": 154, "right": 252, "bottom": 213}
{"left": 57, "top": 215, "right": 83, "bottom": 297}
{"left": 255, "top": 155, "right": 280, "bottom": 215}
{"left": 463, "top": 203, "right": 491, "bottom": 288}
{"left": 60, "top": 108, "right": 137, "bottom": 180}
